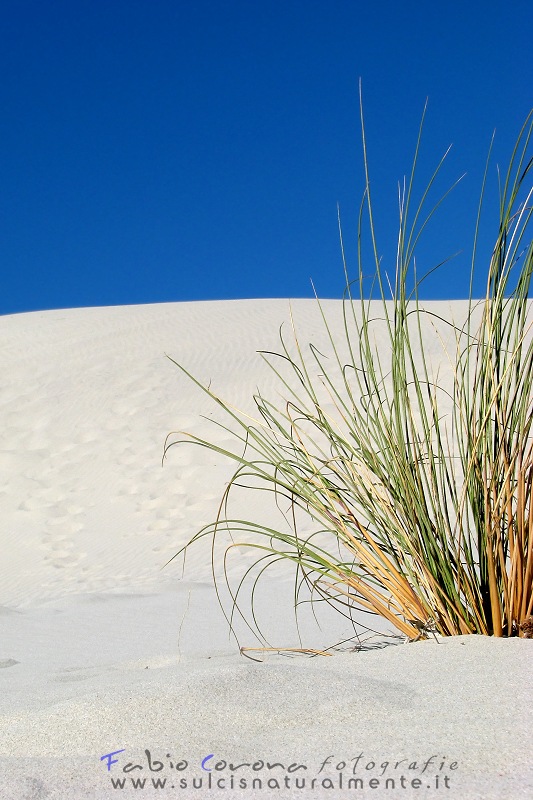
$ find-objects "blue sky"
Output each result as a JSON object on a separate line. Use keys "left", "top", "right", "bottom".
{"left": 1, "top": 1, "right": 531, "bottom": 315}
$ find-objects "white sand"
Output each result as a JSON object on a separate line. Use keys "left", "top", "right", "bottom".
{"left": 0, "top": 299, "right": 531, "bottom": 799}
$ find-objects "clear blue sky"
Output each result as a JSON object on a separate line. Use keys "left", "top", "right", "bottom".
{"left": 1, "top": 1, "right": 531, "bottom": 315}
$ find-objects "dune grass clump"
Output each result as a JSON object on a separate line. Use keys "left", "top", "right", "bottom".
{"left": 165, "top": 102, "right": 533, "bottom": 644}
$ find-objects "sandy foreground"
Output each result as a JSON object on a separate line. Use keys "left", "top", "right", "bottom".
{"left": 0, "top": 299, "right": 531, "bottom": 799}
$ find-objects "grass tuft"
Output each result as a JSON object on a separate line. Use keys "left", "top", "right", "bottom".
{"left": 164, "top": 96, "right": 533, "bottom": 646}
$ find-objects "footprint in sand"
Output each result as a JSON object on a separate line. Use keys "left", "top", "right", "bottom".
{"left": 40, "top": 504, "right": 86, "bottom": 570}
{"left": 0, "top": 658, "right": 20, "bottom": 668}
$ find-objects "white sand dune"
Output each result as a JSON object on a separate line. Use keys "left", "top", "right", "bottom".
{"left": 0, "top": 300, "right": 531, "bottom": 799}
